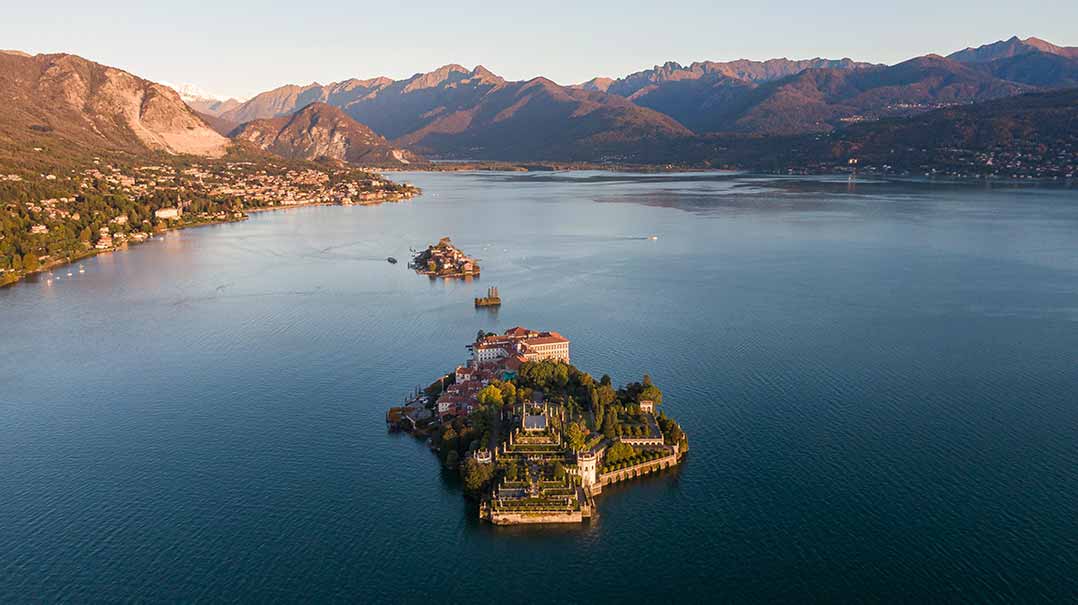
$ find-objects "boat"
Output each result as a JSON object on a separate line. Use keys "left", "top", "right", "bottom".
{"left": 475, "top": 286, "right": 502, "bottom": 307}
{"left": 649, "top": 235, "right": 659, "bottom": 241}
{"left": 387, "top": 257, "right": 398, "bottom": 264}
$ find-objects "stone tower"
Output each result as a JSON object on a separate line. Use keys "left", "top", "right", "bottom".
{"left": 577, "top": 450, "right": 598, "bottom": 488}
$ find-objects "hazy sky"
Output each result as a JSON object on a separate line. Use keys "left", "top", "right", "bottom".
{"left": 3, "top": 0, "right": 1075, "bottom": 99}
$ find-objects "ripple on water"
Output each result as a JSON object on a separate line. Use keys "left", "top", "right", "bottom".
{"left": 1, "top": 173, "right": 1077, "bottom": 602}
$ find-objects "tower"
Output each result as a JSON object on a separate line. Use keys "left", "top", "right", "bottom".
{"left": 577, "top": 450, "right": 598, "bottom": 488}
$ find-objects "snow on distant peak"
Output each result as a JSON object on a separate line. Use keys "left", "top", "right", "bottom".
{"left": 163, "top": 82, "right": 246, "bottom": 103}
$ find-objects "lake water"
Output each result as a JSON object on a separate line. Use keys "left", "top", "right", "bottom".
{"left": 2, "top": 172, "right": 1077, "bottom": 602}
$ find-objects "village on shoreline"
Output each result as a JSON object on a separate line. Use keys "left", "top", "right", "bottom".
{"left": 0, "top": 159, "right": 419, "bottom": 287}
{"left": 387, "top": 326, "right": 688, "bottom": 525}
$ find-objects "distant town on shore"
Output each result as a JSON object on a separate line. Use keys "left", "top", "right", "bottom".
{"left": 0, "top": 156, "right": 418, "bottom": 287}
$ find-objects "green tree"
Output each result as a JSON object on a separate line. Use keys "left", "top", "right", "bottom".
{"left": 566, "top": 395, "right": 581, "bottom": 419}
{"left": 554, "top": 364, "right": 569, "bottom": 388}
{"left": 22, "top": 253, "right": 38, "bottom": 272}
{"left": 79, "top": 227, "right": 91, "bottom": 242}
{"left": 606, "top": 442, "right": 636, "bottom": 465}
{"left": 499, "top": 381, "right": 517, "bottom": 405}
{"left": 462, "top": 457, "right": 493, "bottom": 493}
{"left": 596, "top": 384, "right": 617, "bottom": 408}
{"left": 444, "top": 449, "right": 459, "bottom": 470}
{"left": 640, "top": 383, "right": 663, "bottom": 405}
{"left": 553, "top": 462, "right": 567, "bottom": 481}
{"left": 477, "top": 384, "right": 503, "bottom": 407}
{"left": 602, "top": 410, "right": 617, "bottom": 440}
{"left": 441, "top": 426, "right": 459, "bottom": 460}
{"left": 566, "top": 422, "right": 585, "bottom": 452}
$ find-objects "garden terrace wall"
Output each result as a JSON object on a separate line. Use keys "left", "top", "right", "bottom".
{"left": 590, "top": 450, "right": 681, "bottom": 496}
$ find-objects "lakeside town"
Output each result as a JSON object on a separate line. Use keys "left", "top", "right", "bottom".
{"left": 0, "top": 158, "right": 419, "bottom": 286}
{"left": 387, "top": 326, "right": 688, "bottom": 525}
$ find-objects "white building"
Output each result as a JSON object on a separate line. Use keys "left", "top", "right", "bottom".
{"left": 468, "top": 326, "right": 570, "bottom": 366}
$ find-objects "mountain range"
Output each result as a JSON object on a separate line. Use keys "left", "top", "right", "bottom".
{"left": 199, "top": 64, "right": 690, "bottom": 161}
{"left": 0, "top": 36, "right": 1074, "bottom": 171}
{"left": 185, "top": 36, "right": 1077, "bottom": 161}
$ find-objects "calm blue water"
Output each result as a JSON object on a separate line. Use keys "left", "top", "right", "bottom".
{"left": 2, "top": 172, "right": 1077, "bottom": 602}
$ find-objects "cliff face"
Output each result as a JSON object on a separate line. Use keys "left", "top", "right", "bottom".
{"left": 229, "top": 102, "right": 422, "bottom": 166}
{"left": 0, "top": 52, "right": 228, "bottom": 157}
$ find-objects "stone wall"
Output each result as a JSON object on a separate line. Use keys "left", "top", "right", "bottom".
{"left": 490, "top": 510, "right": 585, "bottom": 525}
{"left": 590, "top": 452, "right": 681, "bottom": 495}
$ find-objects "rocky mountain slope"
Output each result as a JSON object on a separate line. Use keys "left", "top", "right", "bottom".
{"left": 229, "top": 102, "right": 423, "bottom": 166}
{"left": 0, "top": 51, "right": 228, "bottom": 157}
{"left": 579, "top": 57, "right": 877, "bottom": 98}
{"left": 716, "top": 54, "right": 1033, "bottom": 134}
{"left": 217, "top": 64, "right": 690, "bottom": 160}
{"left": 969, "top": 51, "right": 1078, "bottom": 87}
{"left": 602, "top": 52, "right": 1064, "bottom": 135}
{"left": 948, "top": 36, "right": 1078, "bottom": 63}
{"left": 213, "top": 36, "right": 1075, "bottom": 156}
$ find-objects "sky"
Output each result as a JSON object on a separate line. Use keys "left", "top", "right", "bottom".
{"left": 3, "top": 0, "right": 1075, "bottom": 100}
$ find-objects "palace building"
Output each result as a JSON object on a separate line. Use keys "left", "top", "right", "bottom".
{"left": 468, "top": 326, "right": 570, "bottom": 366}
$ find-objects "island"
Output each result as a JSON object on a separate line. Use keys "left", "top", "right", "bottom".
{"left": 474, "top": 286, "right": 501, "bottom": 307}
{"left": 387, "top": 326, "right": 688, "bottom": 525}
{"left": 409, "top": 237, "right": 479, "bottom": 277}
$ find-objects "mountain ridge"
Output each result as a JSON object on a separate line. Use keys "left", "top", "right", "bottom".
{"left": 228, "top": 102, "right": 423, "bottom": 166}
{"left": 948, "top": 36, "right": 1078, "bottom": 63}
{"left": 208, "top": 35, "right": 1075, "bottom": 155}
{"left": 0, "top": 51, "right": 228, "bottom": 157}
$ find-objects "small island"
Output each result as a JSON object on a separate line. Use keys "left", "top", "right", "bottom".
{"left": 409, "top": 237, "right": 479, "bottom": 277}
{"left": 474, "top": 286, "right": 501, "bottom": 307}
{"left": 387, "top": 326, "right": 688, "bottom": 525}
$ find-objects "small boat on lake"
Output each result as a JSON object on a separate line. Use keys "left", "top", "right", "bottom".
{"left": 387, "top": 257, "right": 398, "bottom": 264}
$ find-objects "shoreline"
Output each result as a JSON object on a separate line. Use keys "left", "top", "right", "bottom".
{"left": 386, "top": 164, "right": 1077, "bottom": 185}
{"left": 1, "top": 193, "right": 419, "bottom": 289}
